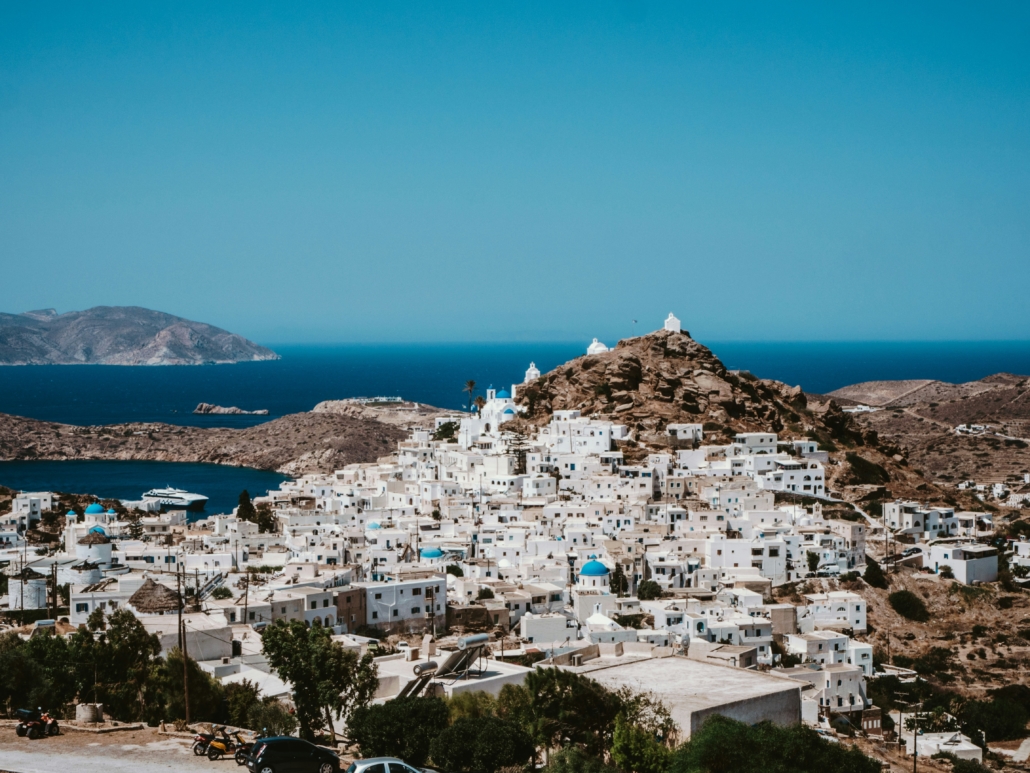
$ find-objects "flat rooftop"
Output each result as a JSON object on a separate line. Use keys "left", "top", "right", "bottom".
{"left": 570, "top": 655, "right": 801, "bottom": 733}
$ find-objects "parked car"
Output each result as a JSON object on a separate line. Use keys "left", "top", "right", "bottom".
{"left": 345, "top": 759, "right": 429, "bottom": 773}
{"left": 245, "top": 736, "right": 340, "bottom": 773}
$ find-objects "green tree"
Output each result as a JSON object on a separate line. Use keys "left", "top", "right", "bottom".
{"left": 69, "top": 609, "right": 162, "bottom": 721}
{"left": 521, "top": 668, "right": 623, "bottom": 757}
{"left": 225, "top": 680, "right": 262, "bottom": 728}
{"left": 249, "top": 697, "right": 298, "bottom": 736}
{"left": 446, "top": 690, "right": 497, "bottom": 722}
{"left": 348, "top": 697, "right": 450, "bottom": 767}
{"left": 464, "top": 380, "right": 477, "bottom": 411}
{"left": 939, "top": 564, "right": 955, "bottom": 579}
{"left": 237, "top": 490, "right": 257, "bottom": 523}
{"left": 888, "top": 590, "right": 930, "bottom": 622}
{"left": 211, "top": 586, "right": 233, "bottom": 600}
{"left": 611, "top": 714, "right": 672, "bottom": 773}
{"left": 806, "top": 551, "right": 820, "bottom": 573}
{"left": 159, "top": 648, "right": 225, "bottom": 722}
{"left": 611, "top": 564, "right": 629, "bottom": 597}
{"left": 261, "top": 619, "right": 378, "bottom": 742}
{"left": 542, "top": 747, "right": 619, "bottom": 773}
{"left": 637, "top": 580, "right": 662, "bottom": 601}
{"left": 863, "top": 557, "right": 888, "bottom": 589}
{"left": 429, "top": 715, "right": 535, "bottom": 773}
{"left": 255, "top": 502, "right": 277, "bottom": 534}
{"left": 433, "top": 421, "right": 458, "bottom": 441}
{"left": 477, "top": 586, "right": 495, "bottom": 600}
{"left": 446, "top": 564, "right": 464, "bottom": 577}
{"left": 668, "top": 715, "right": 881, "bottom": 773}
{"left": 124, "top": 510, "right": 145, "bottom": 540}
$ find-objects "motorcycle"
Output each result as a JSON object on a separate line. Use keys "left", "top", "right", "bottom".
{"left": 192, "top": 730, "right": 216, "bottom": 756}
{"left": 207, "top": 727, "right": 244, "bottom": 761}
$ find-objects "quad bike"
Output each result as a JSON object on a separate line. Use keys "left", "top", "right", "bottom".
{"left": 15, "top": 708, "right": 58, "bottom": 739}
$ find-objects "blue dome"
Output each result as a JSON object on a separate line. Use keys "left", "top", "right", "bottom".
{"left": 580, "top": 560, "right": 610, "bottom": 577}
{"left": 85, "top": 503, "right": 105, "bottom": 515}
{"left": 107, "top": 509, "right": 117, "bottom": 515}
{"left": 502, "top": 408, "right": 515, "bottom": 415}
{"left": 366, "top": 521, "right": 381, "bottom": 530}
{"left": 66, "top": 510, "right": 77, "bottom": 517}
{"left": 496, "top": 390, "right": 510, "bottom": 399}
{"left": 420, "top": 547, "right": 443, "bottom": 559}
{"left": 88, "top": 526, "right": 106, "bottom": 535}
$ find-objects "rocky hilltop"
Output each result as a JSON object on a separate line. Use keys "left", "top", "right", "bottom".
{"left": 0, "top": 306, "right": 278, "bottom": 365}
{"left": 516, "top": 328, "right": 968, "bottom": 505}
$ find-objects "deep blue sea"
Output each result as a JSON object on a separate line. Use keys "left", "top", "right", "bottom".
{"left": 2, "top": 340, "right": 1029, "bottom": 512}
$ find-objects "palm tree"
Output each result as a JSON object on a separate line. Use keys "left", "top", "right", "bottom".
{"left": 474, "top": 395, "right": 486, "bottom": 413}
{"left": 464, "top": 379, "right": 477, "bottom": 411}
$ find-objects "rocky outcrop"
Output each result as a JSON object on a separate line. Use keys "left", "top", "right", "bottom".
{"left": 0, "top": 306, "right": 278, "bottom": 365}
{"left": 193, "top": 403, "right": 269, "bottom": 415}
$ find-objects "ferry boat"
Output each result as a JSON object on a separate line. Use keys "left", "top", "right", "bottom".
{"left": 141, "top": 487, "right": 208, "bottom": 511}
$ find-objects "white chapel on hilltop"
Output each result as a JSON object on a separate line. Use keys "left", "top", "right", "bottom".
{"left": 664, "top": 312, "right": 681, "bottom": 332}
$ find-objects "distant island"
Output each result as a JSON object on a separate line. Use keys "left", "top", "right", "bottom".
{"left": 0, "top": 306, "right": 278, "bottom": 365}
{"left": 194, "top": 402, "right": 269, "bottom": 415}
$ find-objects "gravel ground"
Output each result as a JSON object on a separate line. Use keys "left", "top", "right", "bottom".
{"left": 0, "top": 726, "right": 237, "bottom": 773}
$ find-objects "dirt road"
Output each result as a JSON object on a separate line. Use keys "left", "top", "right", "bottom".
{"left": 0, "top": 726, "right": 228, "bottom": 773}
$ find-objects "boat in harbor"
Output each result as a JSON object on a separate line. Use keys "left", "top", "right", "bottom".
{"left": 141, "top": 486, "right": 209, "bottom": 511}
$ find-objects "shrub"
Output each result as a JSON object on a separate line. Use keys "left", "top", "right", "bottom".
{"left": 429, "top": 716, "right": 534, "bottom": 773}
{"left": 446, "top": 564, "right": 464, "bottom": 577}
{"left": 543, "top": 747, "right": 619, "bottom": 773}
{"left": 348, "top": 697, "right": 449, "bottom": 767}
{"left": 889, "top": 590, "right": 930, "bottom": 622}
{"left": 477, "top": 586, "right": 495, "bottom": 600}
{"left": 938, "top": 565, "right": 954, "bottom": 580}
{"left": 637, "top": 580, "right": 662, "bottom": 601}
{"left": 863, "top": 558, "right": 888, "bottom": 589}
{"left": 668, "top": 715, "right": 881, "bottom": 773}
{"left": 211, "top": 586, "right": 233, "bottom": 600}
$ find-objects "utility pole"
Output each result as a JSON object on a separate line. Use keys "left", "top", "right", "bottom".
{"left": 243, "top": 571, "right": 249, "bottom": 630}
{"left": 50, "top": 562, "right": 57, "bottom": 619}
{"left": 177, "top": 564, "right": 183, "bottom": 651}
{"left": 181, "top": 564, "right": 191, "bottom": 725}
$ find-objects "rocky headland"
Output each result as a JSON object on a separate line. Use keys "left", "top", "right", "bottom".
{"left": 0, "top": 306, "right": 278, "bottom": 365}
{"left": 0, "top": 411, "right": 406, "bottom": 476}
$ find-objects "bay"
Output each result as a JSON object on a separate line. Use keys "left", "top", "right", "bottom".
{"left": 0, "top": 460, "right": 290, "bottom": 517}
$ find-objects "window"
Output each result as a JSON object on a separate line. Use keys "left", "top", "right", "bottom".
{"left": 412, "top": 606, "right": 421, "bottom": 614}
{"left": 375, "top": 593, "right": 382, "bottom": 600}
{"left": 412, "top": 588, "right": 422, "bottom": 596}
{"left": 76, "top": 603, "right": 88, "bottom": 613}
{"left": 393, "top": 609, "right": 398, "bottom": 617}
{"left": 310, "top": 601, "right": 317, "bottom": 610}
{"left": 323, "top": 598, "right": 329, "bottom": 607}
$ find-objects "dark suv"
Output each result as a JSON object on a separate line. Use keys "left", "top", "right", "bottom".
{"left": 246, "top": 736, "right": 340, "bottom": 773}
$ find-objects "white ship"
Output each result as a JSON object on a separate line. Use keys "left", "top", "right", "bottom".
{"left": 142, "top": 487, "right": 208, "bottom": 511}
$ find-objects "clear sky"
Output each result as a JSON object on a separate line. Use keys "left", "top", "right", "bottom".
{"left": 1, "top": 3, "right": 1028, "bottom": 344}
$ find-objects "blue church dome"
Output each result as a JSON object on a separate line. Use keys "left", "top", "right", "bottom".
{"left": 502, "top": 408, "right": 515, "bottom": 415}
{"left": 420, "top": 547, "right": 443, "bottom": 559}
{"left": 66, "top": 510, "right": 77, "bottom": 517}
{"left": 580, "top": 560, "right": 610, "bottom": 577}
{"left": 88, "top": 525, "right": 106, "bottom": 535}
{"left": 107, "top": 509, "right": 117, "bottom": 515}
{"left": 84, "top": 503, "right": 105, "bottom": 515}
{"left": 496, "top": 389, "right": 510, "bottom": 399}
{"left": 366, "top": 521, "right": 381, "bottom": 530}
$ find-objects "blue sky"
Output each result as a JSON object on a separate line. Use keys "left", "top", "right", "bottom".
{"left": 1, "top": 3, "right": 1028, "bottom": 344}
